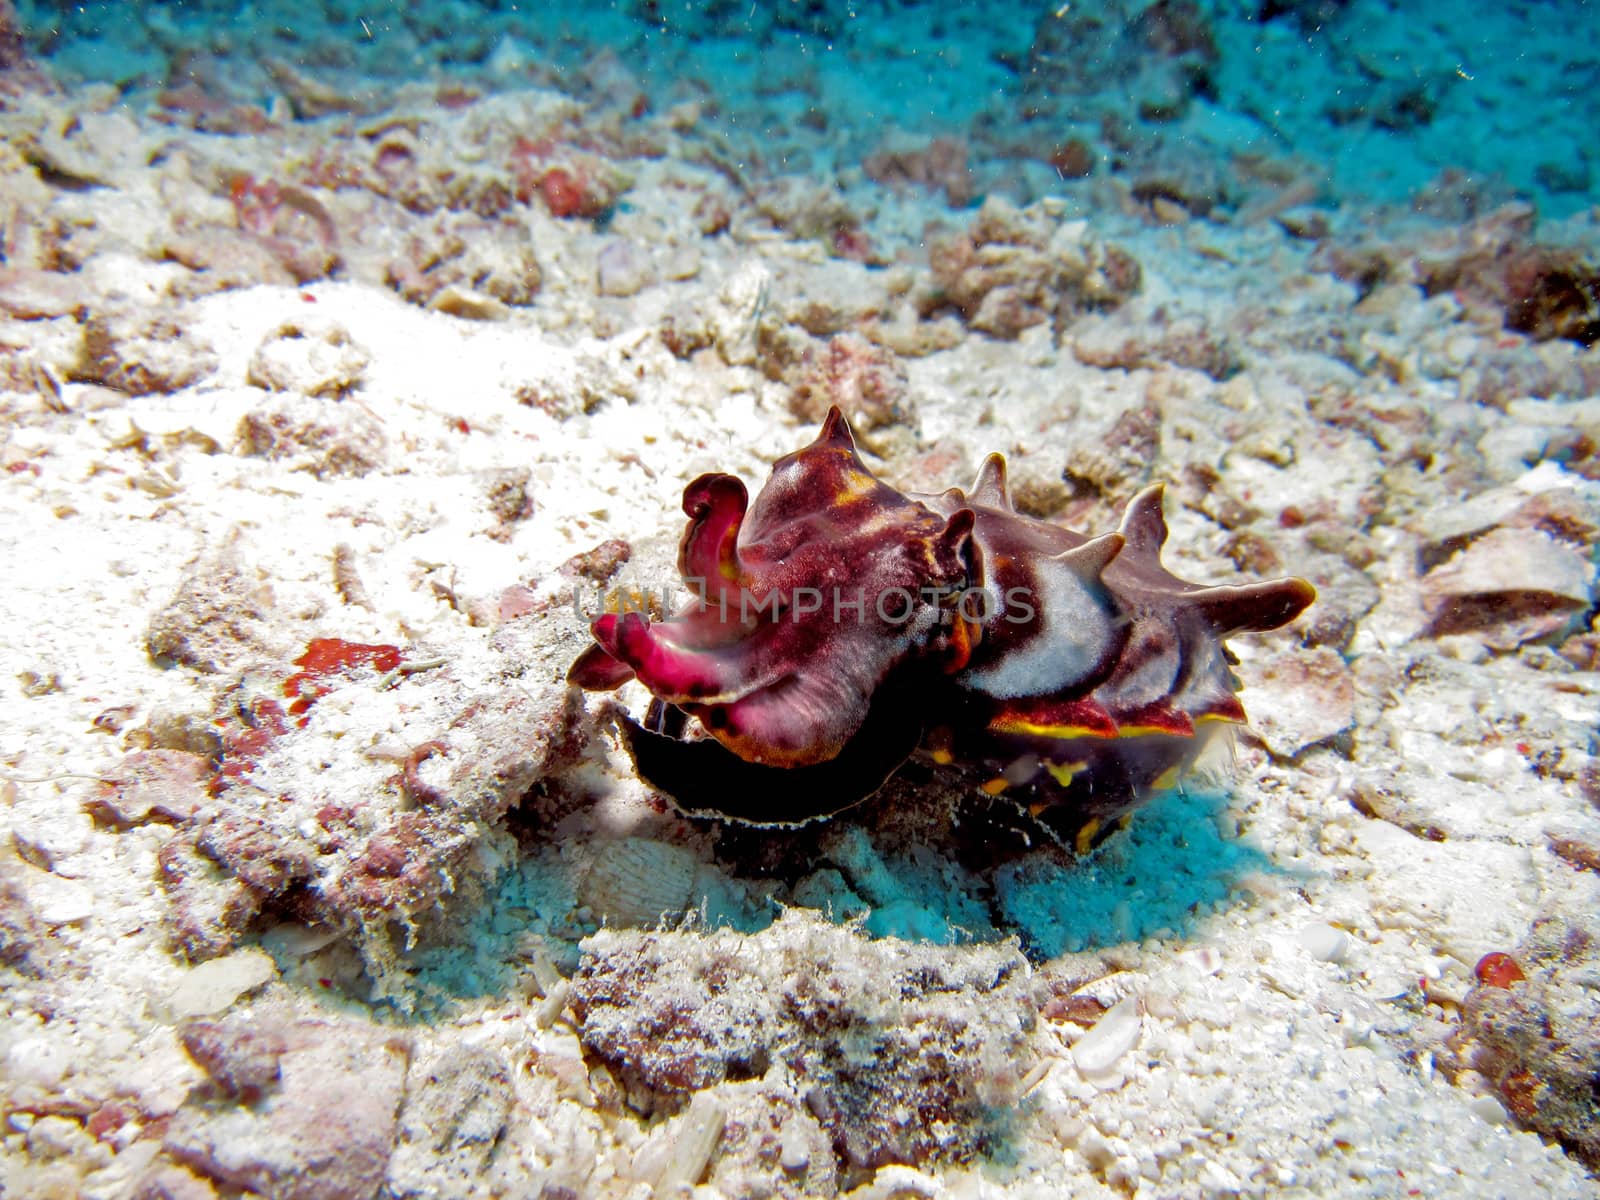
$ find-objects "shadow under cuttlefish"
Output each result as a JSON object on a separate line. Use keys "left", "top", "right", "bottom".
{"left": 393, "top": 775, "right": 1281, "bottom": 1006}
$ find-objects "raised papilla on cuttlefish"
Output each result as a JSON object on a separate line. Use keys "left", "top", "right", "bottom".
{"left": 570, "top": 407, "right": 1315, "bottom": 851}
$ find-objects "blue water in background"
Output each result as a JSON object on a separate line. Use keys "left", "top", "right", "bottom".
{"left": 14, "top": 0, "right": 1599, "bottom": 217}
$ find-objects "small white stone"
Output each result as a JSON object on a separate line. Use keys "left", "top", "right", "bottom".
{"left": 1469, "top": 1093, "right": 1511, "bottom": 1125}
{"left": 662, "top": 245, "right": 701, "bottom": 281}
{"left": 27, "top": 1113, "right": 90, "bottom": 1160}
{"left": 1071, "top": 994, "right": 1142, "bottom": 1078}
{"left": 1362, "top": 965, "right": 1413, "bottom": 1000}
{"left": 1299, "top": 922, "right": 1350, "bottom": 963}
{"left": 1144, "top": 988, "right": 1180, "bottom": 1020}
{"left": 1200, "top": 1159, "right": 1243, "bottom": 1194}
{"left": 161, "top": 947, "right": 277, "bottom": 1019}
{"left": 31, "top": 875, "right": 95, "bottom": 926}
{"left": 711, "top": 261, "right": 771, "bottom": 365}
{"left": 779, "top": 1118, "right": 811, "bottom": 1171}
{"left": 1180, "top": 945, "right": 1224, "bottom": 975}
{"left": 1337, "top": 1008, "right": 1376, "bottom": 1048}
{"left": 596, "top": 240, "right": 652, "bottom": 298}
{"left": 6, "top": 1036, "right": 72, "bottom": 1087}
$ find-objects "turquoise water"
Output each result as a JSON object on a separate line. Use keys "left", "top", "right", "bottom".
{"left": 14, "top": 0, "right": 1598, "bottom": 216}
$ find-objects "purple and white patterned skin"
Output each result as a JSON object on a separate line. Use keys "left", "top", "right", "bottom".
{"left": 571, "top": 407, "right": 1314, "bottom": 848}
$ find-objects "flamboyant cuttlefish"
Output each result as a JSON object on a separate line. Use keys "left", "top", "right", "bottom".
{"left": 569, "top": 408, "right": 1315, "bottom": 852}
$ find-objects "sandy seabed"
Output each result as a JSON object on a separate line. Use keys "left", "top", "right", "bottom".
{"left": 2, "top": 8, "right": 1600, "bottom": 1196}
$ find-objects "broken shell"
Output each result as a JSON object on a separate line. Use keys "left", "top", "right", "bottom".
{"left": 1071, "top": 993, "right": 1142, "bottom": 1079}
{"left": 575, "top": 837, "right": 697, "bottom": 928}
{"left": 1236, "top": 646, "right": 1356, "bottom": 758}
{"left": 1299, "top": 922, "right": 1350, "bottom": 963}
{"left": 634, "top": 1092, "right": 727, "bottom": 1193}
{"left": 372, "top": 128, "right": 420, "bottom": 176}
{"left": 1421, "top": 527, "right": 1594, "bottom": 649}
{"left": 430, "top": 284, "right": 509, "bottom": 322}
